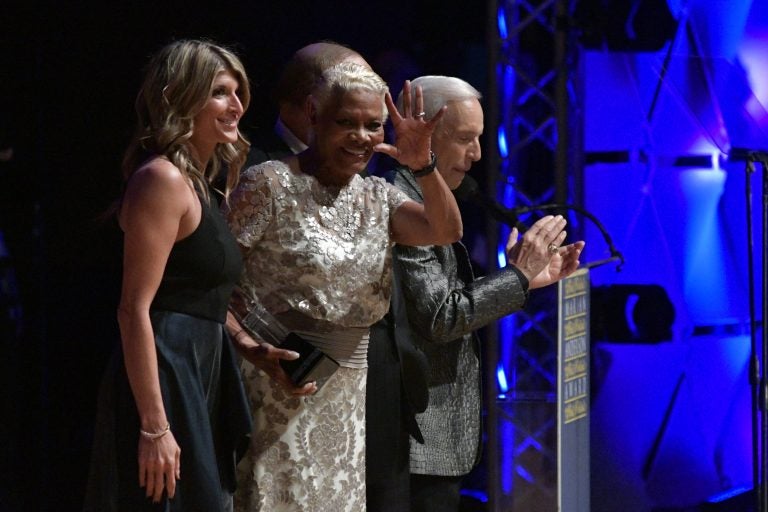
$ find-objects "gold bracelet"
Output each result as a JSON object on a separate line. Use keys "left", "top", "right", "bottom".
{"left": 140, "top": 423, "right": 170, "bottom": 441}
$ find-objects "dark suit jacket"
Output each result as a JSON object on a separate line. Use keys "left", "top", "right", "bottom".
{"left": 244, "top": 125, "right": 293, "bottom": 169}
{"left": 371, "top": 260, "right": 430, "bottom": 438}
{"left": 365, "top": 173, "right": 429, "bottom": 512}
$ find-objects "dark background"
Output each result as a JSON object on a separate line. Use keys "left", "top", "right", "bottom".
{"left": 0, "top": 1, "right": 487, "bottom": 510}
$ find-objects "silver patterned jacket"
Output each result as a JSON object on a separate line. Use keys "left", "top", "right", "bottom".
{"left": 390, "top": 168, "right": 530, "bottom": 476}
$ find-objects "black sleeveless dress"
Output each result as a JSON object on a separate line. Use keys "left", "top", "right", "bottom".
{"left": 83, "top": 191, "right": 252, "bottom": 512}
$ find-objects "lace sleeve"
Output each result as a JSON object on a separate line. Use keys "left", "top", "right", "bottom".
{"left": 224, "top": 163, "right": 275, "bottom": 249}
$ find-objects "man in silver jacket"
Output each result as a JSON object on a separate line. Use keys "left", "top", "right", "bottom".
{"left": 380, "top": 75, "right": 585, "bottom": 512}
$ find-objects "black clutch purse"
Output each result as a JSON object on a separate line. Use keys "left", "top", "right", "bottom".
{"left": 233, "top": 293, "right": 339, "bottom": 391}
{"left": 279, "top": 332, "right": 339, "bottom": 390}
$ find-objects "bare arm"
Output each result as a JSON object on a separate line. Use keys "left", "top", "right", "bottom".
{"left": 389, "top": 169, "right": 461, "bottom": 246}
{"left": 117, "top": 160, "right": 191, "bottom": 502}
{"left": 226, "top": 295, "right": 316, "bottom": 396}
{"left": 375, "top": 82, "right": 462, "bottom": 246}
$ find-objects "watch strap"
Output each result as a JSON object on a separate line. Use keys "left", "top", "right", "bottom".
{"left": 410, "top": 151, "right": 437, "bottom": 178}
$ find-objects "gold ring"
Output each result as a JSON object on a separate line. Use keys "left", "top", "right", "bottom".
{"left": 547, "top": 243, "right": 559, "bottom": 254}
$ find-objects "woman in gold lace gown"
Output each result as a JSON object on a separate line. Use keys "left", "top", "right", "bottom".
{"left": 224, "top": 62, "right": 462, "bottom": 511}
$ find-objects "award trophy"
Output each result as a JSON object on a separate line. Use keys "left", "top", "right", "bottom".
{"left": 233, "top": 292, "right": 339, "bottom": 391}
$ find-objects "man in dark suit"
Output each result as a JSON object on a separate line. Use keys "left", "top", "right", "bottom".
{"left": 365, "top": 260, "right": 429, "bottom": 512}
{"left": 367, "top": 75, "right": 585, "bottom": 512}
{"left": 245, "top": 41, "right": 369, "bottom": 167}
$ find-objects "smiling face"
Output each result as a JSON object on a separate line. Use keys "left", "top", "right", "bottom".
{"left": 279, "top": 49, "right": 373, "bottom": 146}
{"left": 309, "top": 88, "right": 385, "bottom": 185}
{"left": 190, "top": 69, "right": 244, "bottom": 161}
{"left": 432, "top": 97, "right": 484, "bottom": 190}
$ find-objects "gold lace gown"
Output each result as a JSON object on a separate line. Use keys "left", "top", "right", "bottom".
{"left": 225, "top": 160, "right": 409, "bottom": 511}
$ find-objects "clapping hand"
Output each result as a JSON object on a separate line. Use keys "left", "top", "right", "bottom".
{"left": 506, "top": 216, "right": 585, "bottom": 289}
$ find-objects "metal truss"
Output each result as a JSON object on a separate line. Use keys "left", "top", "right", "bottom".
{"left": 483, "top": 0, "right": 584, "bottom": 510}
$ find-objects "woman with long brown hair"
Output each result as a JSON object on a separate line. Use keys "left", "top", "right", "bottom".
{"left": 84, "top": 39, "right": 255, "bottom": 512}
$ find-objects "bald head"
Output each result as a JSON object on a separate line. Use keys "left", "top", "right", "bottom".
{"left": 275, "top": 42, "right": 370, "bottom": 109}
{"left": 274, "top": 41, "right": 371, "bottom": 145}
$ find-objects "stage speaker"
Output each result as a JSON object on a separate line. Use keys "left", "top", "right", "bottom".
{"left": 574, "top": 0, "right": 678, "bottom": 52}
{"left": 591, "top": 284, "right": 675, "bottom": 343}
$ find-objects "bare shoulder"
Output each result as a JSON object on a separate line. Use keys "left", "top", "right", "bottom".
{"left": 127, "top": 157, "right": 189, "bottom": 197}
{"left": 120, "top": 158, "right": 194, "bottom": 226}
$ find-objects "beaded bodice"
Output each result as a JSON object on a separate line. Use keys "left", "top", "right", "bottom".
{"left": 225, "top": 160, "right": 410, "bottom": 328}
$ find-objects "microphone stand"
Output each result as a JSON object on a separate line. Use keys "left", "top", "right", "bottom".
{"left": 745, "top": 154, "right": 761, "bottom": 512}
{"left": 747, "top": 151, "right": 768, "bottom": 512}
{"left": 762, "top": 152, "right": 768, "bottom": 512}
{"left": 746, "top": 151, "right": 768, "bottom": 512}
{"left": 454, "top": 175, "right": 624, "bottom": 271}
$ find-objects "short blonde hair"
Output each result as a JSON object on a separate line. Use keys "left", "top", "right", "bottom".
{"left": 310, "top": 62, "right": 389, "bottom": 122}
